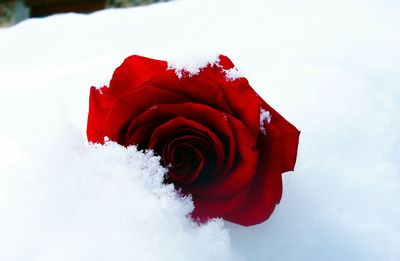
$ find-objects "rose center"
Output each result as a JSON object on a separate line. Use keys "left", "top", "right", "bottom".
{"left": 154, "top": 130, "right": 217, "bottom": 186}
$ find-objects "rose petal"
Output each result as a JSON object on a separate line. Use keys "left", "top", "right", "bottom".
{"left": 191, "top": 186, "right": 249, "bottom": 221}
{"left": 218, "top": 55, "right": 235, "bottom": 70}
{"left": 189, "top": 115, "right": 259, "bottom": 197}
{"left": 102, "top": 85, "right": 189, "bottom": 144}
{"left": 223, "top": 124, "right": 288, "bottom": 226}
{"left": 200, "top": 55, "right": 261, "bottom": 138}
{"left": 109, "top": 55, "right": 167, "bottom": 96}
{"left": 148, "top": 70, "right": 232, "bottom": 113}
{"left": 219, "top": 78, "right": 261, "bottom": 138}
{"left": 261, "top": 101, "right": 300, "bottom": 172}
{"left": 87, "top": 55, "right": 168, "bottom": 143}
{"left": 87, "top": 86, "right": 114, "bottom": 143}
{"left": 125, "top": 118, "right": 169, "bottom": 147}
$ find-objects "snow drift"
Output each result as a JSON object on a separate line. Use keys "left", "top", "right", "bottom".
{"left": 0, "top": 0, "right": 399, "bottom": 260}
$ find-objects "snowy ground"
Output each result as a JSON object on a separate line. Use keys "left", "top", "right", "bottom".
{"left": 0, "top": 0, "right": 399, "bottom": 260}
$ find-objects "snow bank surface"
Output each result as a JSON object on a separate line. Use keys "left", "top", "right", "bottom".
{"left": 0, "top": 0, "right": 399, "bottom": 260}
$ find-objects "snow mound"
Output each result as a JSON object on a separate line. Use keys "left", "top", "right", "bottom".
{"left": 0, "top": 136, "right": 235, "bottom": 260}
{"left": 1, "top": 0, "right": 400, "bottom": 260}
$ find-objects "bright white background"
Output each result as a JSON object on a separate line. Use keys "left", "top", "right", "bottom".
{"left": 0, "top": 0, "right": 399, "bottom": 260}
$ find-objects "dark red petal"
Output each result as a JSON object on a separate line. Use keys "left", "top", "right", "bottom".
{"left": 189, "top": 115, "right": 259, "bottom": 197}
{"left": 191, "top": 186, "right": 250, "bottom": 221}
{"left": 87, "top": 56, "right": 167, "bottom": 143}
{"left": 261, "top": 101, "right": 300, "bottom": 172}
{"left": 148, "top": 70, "right": 232, "bottom": 113}
{"left": 125, "top": 118, "right": 169, "bottom": 146}
{"left": 108, "top": 55, "right": 167, "bottom": 96}
{"left": 220, "top": 78, "right": 261, "bottom": 138}
{"left": 147, "top": 116, "right": 223, "bottom": 155}
{"left": 223, "top": 124, "right": 286, "bottom": 226}
{"left": 102, "top": 85, "right": 189, "bottom": 143}
{"left": 147, "top": 117, "right": 225, "bottom": 178}
{"left": 200, "top": 57, "right": 261, "bottom": 138}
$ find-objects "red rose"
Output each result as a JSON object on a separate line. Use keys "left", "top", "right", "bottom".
{"left": 87, "top": 54, "right": 299, "bottom": 226}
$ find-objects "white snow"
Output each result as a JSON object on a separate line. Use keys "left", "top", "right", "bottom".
{"left": 259, "top": 108, "right": 272, "bottom": 135}
{"left": 0, "top": 141, "right": 235, "bottom": 260}
{"left": 1, "top": 0, "right": 400, "bottom": 260}
{"left": 167, "top": 54, "right": 244, "bottom": 80}
{"left": 167, "top": 52, "right": 220, "bottom": 78}
{"left": 223, "top": 67, "right": 243, "bottom": 81}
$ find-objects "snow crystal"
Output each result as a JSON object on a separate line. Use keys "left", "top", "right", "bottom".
{"left": 260, "top": 108, "right": 272, "bottom": 135}
{"left": 1, "top": 0, "right": 400, "bottom": 260}
{"left": 223, "top": 67, "right": 243, "bottom": 81}
{"left": 167, "top": 53, "right": 243, "bottom": 80}
{"left": 167, "top": 53, "right": 220, "bottom": 78}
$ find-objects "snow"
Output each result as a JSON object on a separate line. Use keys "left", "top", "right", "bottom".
{"left": 223, "top": 67, "right": 243, "bottom": 81}
{"left": 0, "top": 0, "right": 399, "bottom": 260}
{"left": 167, "top": 54, "right": 243, "bottom": 80}
{"left": 167, "top": 52, "right": 220, "bottom": 78}
{"left": 259, "top": 108, "right": 272, "bottom": 135}
{"left": 0, "top": 141, "right": 235, "bottom": 260}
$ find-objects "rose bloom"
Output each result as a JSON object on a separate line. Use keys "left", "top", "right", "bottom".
{"left": 87, "top": 55, "right": 299, "bottom": 226}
